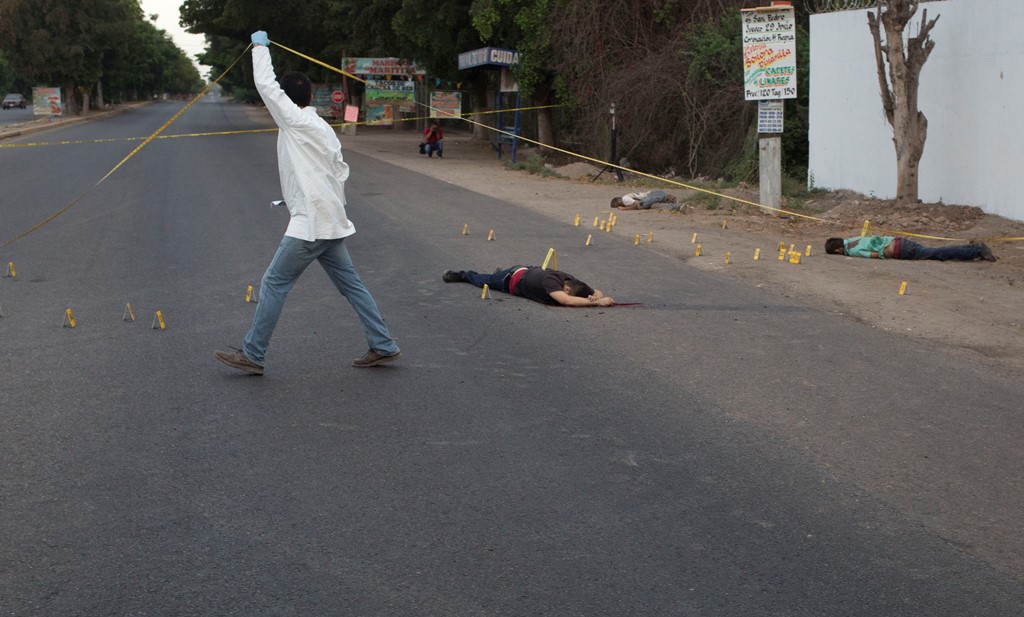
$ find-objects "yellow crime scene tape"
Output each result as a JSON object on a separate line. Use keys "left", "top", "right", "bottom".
{"left": 272, "top": 43, "right": 1024, "bottom": 244}
{"left": 0, "top": 105, "right": 560, "bottom": 150}
{"left": 2, "top": 39, "right": 1020, "bottom": 249}
{"left": 0, "top": 46, "right": 251, "bottom": 249}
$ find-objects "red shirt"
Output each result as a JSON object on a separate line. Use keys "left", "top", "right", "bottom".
{"left": 423, "top": 125, "right": 443, "bottom": 144}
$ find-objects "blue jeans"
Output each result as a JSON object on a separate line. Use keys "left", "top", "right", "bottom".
{"left": 637, "top": 189, "right": 670, "bottom": 209}
{"left": 243, "top": 236, "right": 399, "bottom": 364}
{"left": 424, "top": 140, "right": 443, "bottom": 157}
{"left": 462, "top": 266, "right": 522, "bottom": 293}
{"left": 898, "top": 239, "right": 982, "bottom": 261}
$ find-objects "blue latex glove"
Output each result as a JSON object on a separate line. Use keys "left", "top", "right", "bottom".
{"left": 251, "top": 31, "right": 269, "bottom": 47}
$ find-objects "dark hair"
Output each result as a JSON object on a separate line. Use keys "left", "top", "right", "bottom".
{"left": 825, "top": 238, "right": 845, "bottom": 255}
{"left": 610, "top": 196, "right": 623, "bottom": 209}
{"left": 565, "top": 279, "right": 595, "bottom": 298}
{"left": 281, "top": 71, "right": 312, "bottom": 107}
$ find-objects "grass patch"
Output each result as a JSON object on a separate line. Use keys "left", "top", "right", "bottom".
{"left": 504, "top": 152, "right": 561, "bottom": 177}
{"left": 781, "top": 174, "right": 830, "bottom": 212}
{"left": 685, "top": 190, "right": 722, "bottom": 210}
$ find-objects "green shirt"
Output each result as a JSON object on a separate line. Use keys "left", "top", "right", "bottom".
{"left": 844, "top": 235, "right": 893, "bottom": 259}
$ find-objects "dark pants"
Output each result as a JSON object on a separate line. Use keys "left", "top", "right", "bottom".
{"left": 463, "top": 266, "right": 522, "bottom": 293}
{"left": 898, "top": 239, "right": 983, "bottom": 261}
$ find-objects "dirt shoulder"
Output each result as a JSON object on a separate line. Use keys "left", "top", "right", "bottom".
{"left": 344, "top": 127, "right": 1024, "bottom": 374}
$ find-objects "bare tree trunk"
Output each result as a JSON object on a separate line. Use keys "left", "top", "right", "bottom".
{"left": 95, "top": 81, "right": 104, "bottom": 108}
{"left": 470, "top": 78, "right": 491, "bottom": 141}
{"left": 63, "top": 79, "right": 79, "bottom": 115}
{"left": 534, "top": 77, "right": 555, "bottom": 151}
{"left": 867, "top": 1, "right": 939, "bottom": 204}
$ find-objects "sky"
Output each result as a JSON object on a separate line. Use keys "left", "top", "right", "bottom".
{"left": 139, "top": 0, "right": 210, "bottom": 76}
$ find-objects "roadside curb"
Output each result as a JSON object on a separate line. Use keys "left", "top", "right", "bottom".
{"left": 0, "top": 101, "right": 155, "bottom": 141}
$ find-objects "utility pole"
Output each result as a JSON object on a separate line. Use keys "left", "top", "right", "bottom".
{"left": 741, "top": 1, "right": 797, "bottom": 213}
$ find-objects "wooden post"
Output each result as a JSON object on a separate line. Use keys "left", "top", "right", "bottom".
{"left": 759, "top": 135, "right": 782, "bottom": 213}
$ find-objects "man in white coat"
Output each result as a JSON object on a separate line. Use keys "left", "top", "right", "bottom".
{"left": 215, "top": 31, "right": 401, "bottom": 375}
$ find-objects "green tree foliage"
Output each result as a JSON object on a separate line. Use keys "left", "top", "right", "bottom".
{"left": 388, "top": 0, "right": 482, "bottom": 81}
{"left": 182, "top": 0, "right": 333, "bottom": 85}
{"left": 0, "top": 50, "right": 16, "bottom": 94}
{"left": 195, "top": 35, "right": 253, "bottom": 99}
{"left": 102, "top": 11, "right": 203, "bottom": 102}
{"left": 176, "top": 0, "right": 816, "bottom": 178}
{"left": 470, "top": 0, "right": 551, "bottom": 97}
{"left": 546, "top": 0, "right": 811, "bottom": 180}
{"left": 0, "top": 0, "right": 202, "bottom": 112}
{"left": 323, "top": 0, "right": 403, "bottom": 59}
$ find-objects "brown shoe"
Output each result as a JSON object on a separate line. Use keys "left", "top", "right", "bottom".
{"left": 214, "top": 349, "right": 264, "bottom": 375}
{"left": 352, "top": 349, "right": 402, "bottom": 367}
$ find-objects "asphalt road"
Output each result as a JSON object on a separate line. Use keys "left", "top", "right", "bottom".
{"left": 0, "top": 105, "right": 36, "bottom": 126}
{"left": 2, "top": 101, "right": 1023, "bottom": 615}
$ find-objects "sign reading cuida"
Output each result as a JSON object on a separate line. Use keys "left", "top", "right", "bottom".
{"left": 457, "top": 47, "right": 521, "bottom": 70}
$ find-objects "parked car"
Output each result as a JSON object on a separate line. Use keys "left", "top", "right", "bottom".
{"left": 2, "top": 93, "right": 27, "bottom": 109}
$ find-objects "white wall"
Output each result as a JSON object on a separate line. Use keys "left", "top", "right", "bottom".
{"left": 809, "top": 0, "right": 1024, "bottom": 221}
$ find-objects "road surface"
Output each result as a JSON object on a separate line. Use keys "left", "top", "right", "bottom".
{"left": 2, "top": 100, "right": 1022, "bottom": 615}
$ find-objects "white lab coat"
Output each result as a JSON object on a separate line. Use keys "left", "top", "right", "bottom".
{"left": 252, "top": 45, "right": 355, "bottom": 241}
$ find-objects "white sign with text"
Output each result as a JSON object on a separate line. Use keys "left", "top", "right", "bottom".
{"left": 742, "top": 7, "right": 798, "bottom": 101}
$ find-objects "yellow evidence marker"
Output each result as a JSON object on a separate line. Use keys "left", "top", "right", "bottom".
{"left": 647, "top": 232, "right": 653, "bottom": 243}
{"left": 481, "top": 284, "right": 490, "bottom": 300}
{"left": 788, "top": 251, "right": 801, "bottom": 264}
{"left": 861, "top": 220, "right": 871, "bottom": 236}
{"left": 805, "top": 244, "right": 812, "bottom": 256}
{"left": 574, "top": 213, "right": 581, "bottom": 227}
{"left": 754, "top": 248, "right": 761, "bottom": 261}
{"left": 722, "top": 219, "right": 728, "bottom": 230}
{"left": 724, "top": 251, "right": 731, "bottom": 264}
{"left": 599, "top": 220, "right": 606, "bottom": 231}
{"left": 123, "top": 303, "right": 136, "bottom": 322}
{"left": 151, "top": 310, "right": 166, "bottom": 330}
{"left": 245, "top": 285, "right": 255, "bottom": 303}
{"left": 593, "top": 216, "right": 600, "bottom": 227}
{"left": 899, "top": 281, "right": 908, "bottom": 296}
{"left": 634, "top": 234, "right": 640, "bottom": 246}
{"left": 695, "top": 244, "right": 702, "bottom": 257}
{"left": 585, "top": 234, "right": 593, "bottom": 247}
{"left": 541, "top": 248, "right": 557, "bottom": 270}
{"left": 2, "top": 261, "right": 15, "bottom": 278}
{"left": 63, "top": 308, "right": 76, "bottom": 328}
{"left": 487, "top": 229, "right": 495, "bottom": 241}
{"left": 692, "top": 232, "right": 698, "bottom": 244}
{"left": 462, "top": 224, "right": 469, "bottom": 235}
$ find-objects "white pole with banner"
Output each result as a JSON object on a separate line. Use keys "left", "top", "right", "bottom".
{"left": 742, "top": 1, "right": 797, "bottom": 214}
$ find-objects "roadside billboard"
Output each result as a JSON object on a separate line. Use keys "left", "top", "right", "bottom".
{"left": 32, "top": 87, "right": 62, "bottom": 116}
{"left": 741, "top": 5, "right": 798, "bottom": 100}
{"left": 365, "top": 80, "right": 416, "bottom": 112}
{"left": 429, "top": 91, "right": 462, "bottom": 119}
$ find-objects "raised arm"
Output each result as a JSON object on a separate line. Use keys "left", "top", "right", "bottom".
{"left": 251, "top": 33, "right": 306, "bottom": 128}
